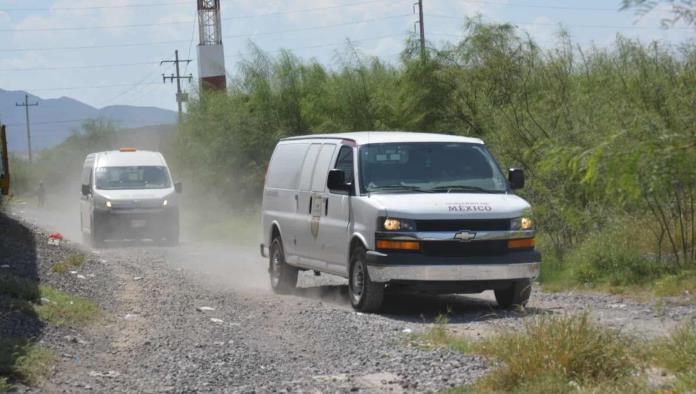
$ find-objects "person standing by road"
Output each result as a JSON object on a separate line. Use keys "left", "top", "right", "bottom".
{"left": 37, "top": 181, "right": 45, "bottom": 207}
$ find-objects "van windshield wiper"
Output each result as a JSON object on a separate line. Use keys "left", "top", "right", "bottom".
{"left": 428, "top": 185, "right": 502, "bottom": 193}
{"left": 367, "top": 185, "right": 433, "bottom": 193}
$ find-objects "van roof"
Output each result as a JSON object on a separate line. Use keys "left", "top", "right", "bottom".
{"left": 91, "top": 150, "right": 166, "bottom": 167}
{"left": 281, "top": 131, "right": 484, "bottom": 145}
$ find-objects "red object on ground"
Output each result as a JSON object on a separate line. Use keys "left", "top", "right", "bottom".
{"left": 49, "top": 232, "right": 63, "bottom": 239}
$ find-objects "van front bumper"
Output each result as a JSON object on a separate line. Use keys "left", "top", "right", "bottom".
{"left": 365, "top": 250, "right": 541, "bottom": 283}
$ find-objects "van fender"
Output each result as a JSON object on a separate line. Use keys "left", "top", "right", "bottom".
{"left": 269, "top": 220, "right": 284, "bottom": 244}
{"left": 349, "top": 232, "right": 369, "bottom": 256}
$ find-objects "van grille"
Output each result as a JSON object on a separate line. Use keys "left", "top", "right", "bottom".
{"left": 111, "top": 199, "right": 163, "bottom": 210}
{"left": 415, "top": 219, "right": 510, "bottom": 232}
{"left": 421, "top": 240, "right": 507, "bottom": 257}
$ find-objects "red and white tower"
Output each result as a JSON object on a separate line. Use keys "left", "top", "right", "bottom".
{"left": 197, "top": 0, "right": 226, "bottom": 91}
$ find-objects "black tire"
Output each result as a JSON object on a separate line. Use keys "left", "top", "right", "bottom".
{"left": 163, "top": 223, "right": 180, "bottom": 246}
{"left": 90, "top": 215, "right": 105, "bottom": 249}
{"left": 269, "top": 237, "right": 298, "bottom": 294}
{"left": 495, "top": 279, "right": 532, "bottom": 308}
{"left": 349, "top": 245, "right": 384, "bottom": 313}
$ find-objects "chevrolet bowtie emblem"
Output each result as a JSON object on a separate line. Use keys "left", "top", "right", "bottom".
{"left": 454, "top": 230, "right": 476, "bottom": 242}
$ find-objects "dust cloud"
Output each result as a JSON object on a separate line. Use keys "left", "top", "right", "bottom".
{"left": 10, "top": 126, "right": 274, "bottom": 295}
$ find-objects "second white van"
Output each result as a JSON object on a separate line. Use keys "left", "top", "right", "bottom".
{"left": 261, "top": 132, "right": 541, "bottom": 312}
{"left": 80, "top": 148, "right": 181, "bottom": 247}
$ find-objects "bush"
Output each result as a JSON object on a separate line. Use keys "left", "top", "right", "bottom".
{"left": 473, "top": 314, "right": 640, "bottom": 392}
{"left": 565, "top": 218, "right": 673, "bottom": 288}
{"left": 652, "top": 323, "right": 696, "bottom": 390}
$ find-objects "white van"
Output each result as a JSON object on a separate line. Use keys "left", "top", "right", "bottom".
{"left": 80, "top": 148, "right": 181, "bottom": 247}
{"left": 260, "top": 132, "right": 541, "bottom": 312}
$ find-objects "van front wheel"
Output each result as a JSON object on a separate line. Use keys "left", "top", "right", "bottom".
{"left": 494, "top": 279, "right": 532, "bottom": 308}
{"left": 349, "top": 246, "right": 384, "bottom": 313}
{"left": 269, "top": 237, "right": 298, "bottom": 294}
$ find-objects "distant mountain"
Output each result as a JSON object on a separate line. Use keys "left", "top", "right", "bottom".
{"left": 0, "top": 89, "right": 177, "bottom": 152}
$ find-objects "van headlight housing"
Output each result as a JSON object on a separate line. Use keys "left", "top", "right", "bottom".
{"left": 511, "top": 217, "right": 534, "bottom": 230}
{"left": 380, "top": 217, "right": 416, "bottom": 232}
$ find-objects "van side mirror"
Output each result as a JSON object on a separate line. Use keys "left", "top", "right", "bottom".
{"left": 508, "top": 168, "right": 525, "bottom": 190}
{"left": 327, "top": 169, "right": 351, "bottom": 193}
{"left": 81, "top": 184, "right": 90, "bottom": 196}
{"left": 174, "top": 182, "right": 183, "bottom": 194}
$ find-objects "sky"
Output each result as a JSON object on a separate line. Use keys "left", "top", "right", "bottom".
{"left": 0, "top": 0, "right": 692, "bottom": 112}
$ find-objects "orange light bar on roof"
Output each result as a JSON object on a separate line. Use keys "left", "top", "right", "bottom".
{"left": 119, "top": 147, "right": 137, "bottom": 152}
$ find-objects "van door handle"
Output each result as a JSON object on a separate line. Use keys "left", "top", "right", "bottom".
{"left": 294, "top": 194, "right": 298, "bottom": 210}
{"left": 309, "top": 196, "right": 313, "bottom": 213}
{"left": 325, "top": 199, "right": 328, "bottom": 215}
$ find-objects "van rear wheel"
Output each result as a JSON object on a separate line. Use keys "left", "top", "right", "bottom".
{"left": 349, "top": 245, "right": 384, "bottom": 313}
{"left": 269, "top": 237, "right": 298, "bottom": 294}
{"left": 495, "top": 279, "right": 532, "bottom": 308}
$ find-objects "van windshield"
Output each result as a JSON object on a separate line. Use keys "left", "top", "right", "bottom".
{"left": 95, "top": 166, "right": 171, "bottom": 190}
{"left": 359, "top": 142, "right": 508, "bottom": 194}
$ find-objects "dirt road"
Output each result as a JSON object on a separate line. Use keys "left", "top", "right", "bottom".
{"left": 4, "top": 202, "right": 695, "bottom": 392}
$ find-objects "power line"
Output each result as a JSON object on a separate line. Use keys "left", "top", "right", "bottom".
{"left": 23, "top": 82, "right": 162, "bottom": 92}
{"left": 223, "top": 0, "right": 409, "bottom": 20}
{"left": 0, "top": 1, "right": 191, "bottom": 12}
{"left": 0, "top": 39, "right": 188, "bottom": 53}
{"left": 96, "top": 66, "right": 164, "bottom": 107}
{"left": 0, "top": 19, "right": 193, "bottom": 32}
{"left": 0, "top": 61, "right": 159, "bottom": 72}
{"left": 426, "top": 13, "right": 692, "bottom": 30}
{"left": 0, "top": 14, "right": 412, "bottom": 53}
{"left": 430, "top": 0, "right": 620, "bottom": 12}
{"left": 2, "top": 12, "right": 411, "bottom": 33}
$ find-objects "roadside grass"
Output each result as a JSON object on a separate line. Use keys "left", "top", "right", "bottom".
{"left": 51, "top": 254, "right": 85, "bottom": 273}
{"left": 417, "top": 313, "right": 655, "bottom": 393}
{"left": 0, "top": 377, "right": 13, "bottom": 393}
{"left": 34, "top": 285, "right": 101, "bottom": 327}
{"left": 0, "top": 273, "right": 100, "bottom": 327}
{"left": 0, "top": 272, "right": 100, "bottom": 389}
{"left": 651, "top": 323, "right": 696, "bottom": 391}
{"left": 0, "top": 338, "right": 55, "bottom": 389}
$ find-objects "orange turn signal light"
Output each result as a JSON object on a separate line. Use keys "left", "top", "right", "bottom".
{"left": 376, "top": 240, "right": 421, "bottom": 251}
{"left": 508, "top": 238, "right": 535, "bottom": 249}
{"left": 119, "top": 147, "right": 137, "bottom": 152}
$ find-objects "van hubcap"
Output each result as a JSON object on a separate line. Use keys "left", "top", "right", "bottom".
{"left": 351, "top": 261, "right": 365, "bottom": 304}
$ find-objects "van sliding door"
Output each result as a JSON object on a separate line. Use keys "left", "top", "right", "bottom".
{"left": 293, "top": 144, "right": 321, "bottom": 261}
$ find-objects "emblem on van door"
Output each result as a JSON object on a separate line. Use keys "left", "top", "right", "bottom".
{"left": 454, "top": 231, "right": 476, "bottom": 242}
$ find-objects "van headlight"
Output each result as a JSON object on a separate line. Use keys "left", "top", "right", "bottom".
{"left": 162, "top": 199, "right": 168, "bottom": 207}
{"left": 105, "top": 201, "right": 112, "bottom": 208}
{"left": 511, "top": 217, "right": 534, "bottom": 230}
{"left": 380, "top": 217, "right": 416, "bottom": 232}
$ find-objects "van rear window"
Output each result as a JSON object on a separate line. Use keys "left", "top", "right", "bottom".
{"left": 266, "top": 143, "right": 309, "bottom": 189}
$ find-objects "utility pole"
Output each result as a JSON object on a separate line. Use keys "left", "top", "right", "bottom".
{"left": 161, "top": 49, "right": 192, "bottom": 122}
{"left": 16, "top": 94, "right": 38, "bottom": 163}
{"left": 414, "top": 0, "right": 426, "bottom": 61}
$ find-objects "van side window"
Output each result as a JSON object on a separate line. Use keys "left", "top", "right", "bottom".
{"left": 299, "top": 144, "right": 321, "bottom": 191}
{"left": 334, "top": 146, "right": 354, "bottom": 184}
{"left": 311, "top": 144, "right": 336, "bottom": 192}
{"left": 266, "top": 143, "right": 309, "bottom": 189}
